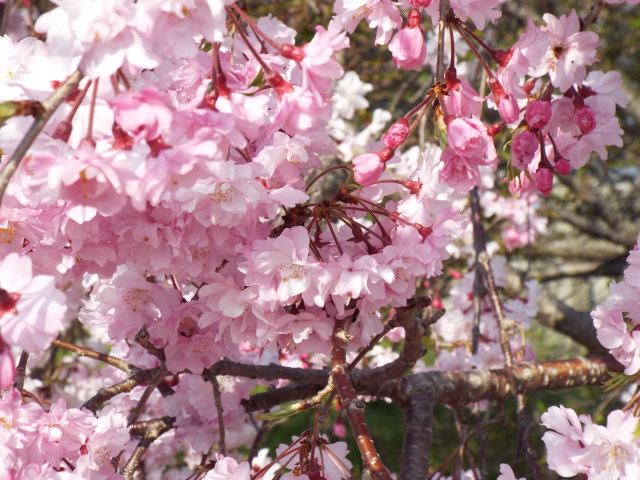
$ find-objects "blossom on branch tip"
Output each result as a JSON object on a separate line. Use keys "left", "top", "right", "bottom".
{"left": 388, "top": 9, "right": 426, "bottom": 70}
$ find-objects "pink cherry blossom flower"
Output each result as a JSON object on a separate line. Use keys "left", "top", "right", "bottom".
{"left": 444, "top": 78, "right": 483, "bottom": 117}
{"left": 497, "top": 464, "right": 526, "bottom": 480}
{"left": 202, "top": 455, "right": 251, "bottom": 480}
{"left": 34, "top": 0, "right": 159, "bottom": 77}
{"left": 579, "top": 409, "right": 640, "bottom": 480}
{"left": 439, "top": 146, "right": 480, "bottom": 191}
{"left": 582, "top": 70, "right": 629, "bottom": 117}
{"left": 109, "top": 86, "right": 173, "bottom": 141}
{"left": 536, "top": 10, "right": 600, "bottom": 92}
{"left": 495, "top": 91, "right": 519, "bottom": 124}
{"left": 245, "top": 226, "right": 323, "bottom": 307}
{"left": 446, "top": 116, "right": 497, "bottom": 166}
{"left": 541, "top": 405, "right": 585, "bottom": 477}
{"left": 0, "top": 339, "right": 15, "bottom": 390}
{"left": 0, "top": 253, "right": 67, "bottom": 354}
{"left": 496, "top": 19, "right": 549, "bottom": 99}
{"left": 298, "top": 20, "right": 349, "bottom": 99}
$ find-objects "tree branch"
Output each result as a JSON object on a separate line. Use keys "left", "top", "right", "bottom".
{"left": 0, "top": 70, "right": 82, "bottom": 203}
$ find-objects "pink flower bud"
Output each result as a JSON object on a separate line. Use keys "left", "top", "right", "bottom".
{"left": 555, "top": 158, "right": 571, "bottom": 175}
{"left": 388, "top": 16, "right": 426, "bottom": 71}
{"left": 535, "top": 167, "right": 553, "bottom": 197}
{"left": 574, "top": 106, "right": 596, "bottom": 134}
{"left": 409, "top": 0, "right": 432, "bottom": 7}
{"left": 497, "top": 93, "right": 519, "bottom": 124}
{"left": 333, "top": 420, "right": 346, "bottom": 438}
{"left": 353, "top": 153, "right": 384, "bottom": 186}
{"left": 382, "top": 119, "right": 409, "bottom": 148}
{"left": 488, "top": 77, "right": 519, "bottom": 123}
{"left": 525, "top": 100, "right": 552, "bottom": 129}
{"left": 511, "top": 131, "right": 539, "bottom": 169}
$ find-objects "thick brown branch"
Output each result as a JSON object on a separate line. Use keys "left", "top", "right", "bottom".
{"left": 357, "top": 300, "right": 440, "bottom": 386}
{"left": 376, "top": 357, "right": 622, "bottom": 406}
{"left": 207, "top": 358, "right": 329, "bottom": 383}
{"left": 536, "top": 290, "right": 608, "bottom": 355}
{"left": 399, "top": 380, "right": 435, "bottom": 480}
{"left": 83, "top": 367, "right": 163, "bottom": 414}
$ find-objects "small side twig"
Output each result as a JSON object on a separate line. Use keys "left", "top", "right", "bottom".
{"left": 0, "top": 70, "right": 83, "bottom": 203}
{"left": 127, "top": 366, "right": 169, "bottom": 426}
{"left": 12, "top": 351, "right": 29, "bottom": 391}
{"left": 122, "top": 417, "right": 174, "bottom": 480}
{"left": 51, "top": 339, "right": 136, "bottom": 374}
{"left": 83, "top": 367, "right": 163, "bottom": 414}
{"left": 211, "top": 375, "right": 227, "bottom": 456}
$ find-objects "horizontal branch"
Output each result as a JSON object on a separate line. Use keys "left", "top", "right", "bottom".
{"left": 376, "top": 356, "right": 622, "bottom": 406}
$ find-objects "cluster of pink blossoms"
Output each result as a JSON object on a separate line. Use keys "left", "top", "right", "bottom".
{"left": 348, "top": 5, "right": 627, "bottom": 198}
{"left": 542, "top": 405, "right": 640, "bottom": 479}
{"left": 592, "top": 235, "right": 640, "bottom": 374}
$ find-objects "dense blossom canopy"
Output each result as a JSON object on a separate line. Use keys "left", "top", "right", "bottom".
{"left": 0, "top": 0, "right": 638, "bottom": 479}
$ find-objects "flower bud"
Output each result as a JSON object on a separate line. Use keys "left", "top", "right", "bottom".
{"left": 511, "top": 131, "right": 539, "bottom": 169}
{"left": 574, "top": 106, "right": 596, "bottom": 134}
{"left": 555, "top": 157, "right": 571, "bottom": 175}
{"left": 353, "top": 153, "right": 384, "bottom": 186}
{"left": 382, "top": 119, "right": 409, "bottom": 148}
{"left": 525, "top": 100, "right": 552, "bottom": 129}
{"left": 497, "top": 93, "right": 519, "bottom": 124}
{"left": 535, "top": 166, "right": 553, "bottom": 197}
{"left": 388, "top": 13, "right": 426, "bottom": 71}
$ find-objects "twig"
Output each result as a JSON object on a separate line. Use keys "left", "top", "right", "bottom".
{"left": 122, "top": 417, "right": 174, "bottom": 480}
{"left": 0, "top": 70, "right": 83, "bottom": 203}
{"left": 469, "top": 188, "right": 513, "bottom": 367}
{"left": 348, "top": 298, "right": 429, "bottom": 371}
{"left": 0, "top": 0, "right": 13, "bottom": 36}
{"left": 12, "top": 351, "right": 29, "bottom": 391}
{"left": 51, "top": 339, "right": 136, "bottom": 374}
{"left": 330, "top": 317, "right": 391, "bottom": 480}
{"left": 582, "top": 0, "right": 606, "bottom": 30}
{"left": 83, "top": 368, "right": 163, "bottom": 414}
{"left": 134, "top": 325, "right": 166, "bottom": 361}
{"left": 127, "top": 366, "right": 169, "bottom": 426}
{"left": 211, "top": 375, "right": 227, "bottom": 456}
{"left": 435, "top": 0, "right": 451, "bottom": 83}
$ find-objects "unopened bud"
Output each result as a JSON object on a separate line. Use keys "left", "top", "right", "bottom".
{"left": 382, "top": 118, "right": 409, "bottom": 148}
{"left": 555, "top": 158, "right": 571, "bottom": 175}
{"left": 574, "top": 106, "right": 596, "bottom": 134}
{"left": 525, "top": 100, "right": 552, "bottom": 129}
